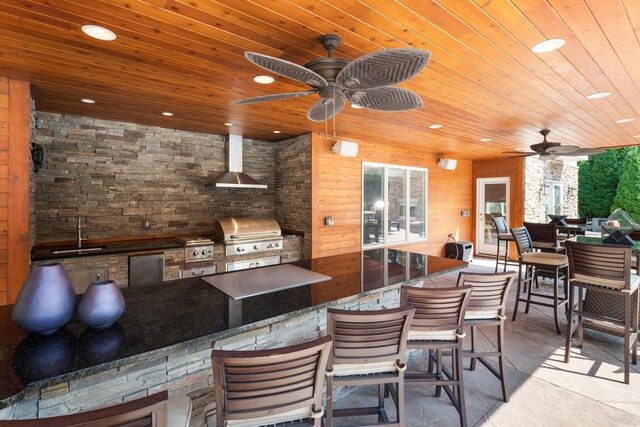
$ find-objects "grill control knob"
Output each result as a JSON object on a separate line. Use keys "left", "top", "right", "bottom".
{"left": 237, "top": 247, "right": 244, "bottom": 253}
{"left": 274, "top": 242, "right": 280, "bottom": 248}
{"left": 254, "top": 245, "right": 259, "bottom": 250}
{"left": 192, "top": 250, "right": 199, "bottom": 256}
{"left": 201, "top": 250, "right": 208, "bottom": 256}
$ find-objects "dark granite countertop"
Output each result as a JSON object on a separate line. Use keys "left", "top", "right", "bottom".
{"left": 1, "top": 248, "right": 467, "bottom": 408}
{"left": 31, "top": 234, "right": 304, "bottom": 262}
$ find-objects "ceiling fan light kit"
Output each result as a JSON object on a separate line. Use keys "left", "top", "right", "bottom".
{"left": 233, "top": 34, "right": 431, "bottom": 123}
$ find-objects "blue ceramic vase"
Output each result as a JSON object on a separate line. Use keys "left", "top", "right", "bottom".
{"left": 77, "top": 280, "right": 125, "bottom": 329}
{"left": 12, "top": 263, "right": 76, "bottom": 335}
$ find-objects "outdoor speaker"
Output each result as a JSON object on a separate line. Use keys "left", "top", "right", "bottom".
{"left": 332, "top": 141, "right": 358, "bottom": 157}
{"left": 438, "top": 158, "right": 457, "bottom": 170}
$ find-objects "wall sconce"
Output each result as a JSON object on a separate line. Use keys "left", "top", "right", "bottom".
{"left": 540, "top": 183, "right": 549, "bottom": 196}
{"left": 568, "top": 186, "right": 577, "bottom": 197}
{"left": 31, "top": 143, "right": 44, "bottom": 173}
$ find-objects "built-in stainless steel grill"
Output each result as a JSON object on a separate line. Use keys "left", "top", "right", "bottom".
{"left": 214, "top": 217, "right": 283, "bottom": 257}
{"left": 175, "top": 236, "right": 214, "bottom": 263}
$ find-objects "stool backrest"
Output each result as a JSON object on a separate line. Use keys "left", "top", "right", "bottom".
{"left": 511, "top": 226, "right": 534, "bottom": 255}
{"left": 327, "top": 306, "right": 415, "bottom": 370}
{"left": 211, "top": 335, "right": 332, "bottom": 426}
{"left": 456, "top": 272, "right": 515, "bottom": 318}
{"left": 400, "top": 285, "right": 472, "bottom": 335}
{"left": 524, "top": 222, "right": 558, "bottom": 247}
{"left": 492, "top": 216, "right": 509, "bottom": 235}
{"left": 565, "top": 240, "right": 632, "bottom": 290}
{"left": 0, "top": 391, "right": 170, "bottom": 426}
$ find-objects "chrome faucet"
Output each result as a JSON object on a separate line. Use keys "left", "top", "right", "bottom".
{"left": 77, "top": 215, "right": 88, "bottom": 248}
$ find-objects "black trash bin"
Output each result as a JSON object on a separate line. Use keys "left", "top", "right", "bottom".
{"left": 445, "top": 241, "right": 473, "bottom": 262}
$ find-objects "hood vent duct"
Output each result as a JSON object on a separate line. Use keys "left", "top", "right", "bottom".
{"left": 206, "top": 134, "right": 267, "bottom": 189}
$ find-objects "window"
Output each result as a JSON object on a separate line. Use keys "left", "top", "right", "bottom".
{"left": 363, "top": 162, "right": 427, "bottom": 247}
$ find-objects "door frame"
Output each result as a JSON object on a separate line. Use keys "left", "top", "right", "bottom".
{"left": 476, "top": 177, "right": 510, "bottom": 255}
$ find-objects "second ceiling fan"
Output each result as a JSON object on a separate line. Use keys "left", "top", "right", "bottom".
{"left": 503, "top": 129, "right": 605, "bottom": 160}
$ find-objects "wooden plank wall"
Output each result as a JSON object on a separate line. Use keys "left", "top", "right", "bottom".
{"left": 311, "top": 133, "right": 473, "bottom": 259}
{"left": 472, "top": 157, "right": 525, "bottom": 256}
{"left": 0, "top": 78, "right": 30, "bottom": 305}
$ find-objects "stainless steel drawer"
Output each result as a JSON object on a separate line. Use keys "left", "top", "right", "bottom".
{"left": 180, "top": 265, "right": 216, "bottom": 278}
{"left": 225, "top": 255, "right": 280, "bottom": 272}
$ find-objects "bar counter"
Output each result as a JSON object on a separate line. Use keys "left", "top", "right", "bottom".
{"left": 0, "top": 248, "right": 467, "bottom": 413}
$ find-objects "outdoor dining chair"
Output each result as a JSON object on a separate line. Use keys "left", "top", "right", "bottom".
{"left": 401, "top": 285, "right": 472, "bottom": 427}
{"left": 0, "top": 391, "right": 192, "bottom": 427}
{"left": 511, "top": 226, "right": 569, "bottom": 334}
{"left": 492, "top": 216, "right": 516, "bottom": 273}
{"left": 457, "top": 271, "right": 515, "bottom": 402}
{"left": 325, "top": 306, "right": 415, "bottom": 427}
{"left": 564, "top": 240, "right": 639, "bottom": 384}
{"left": 211, "top": 336, "right": 332, "bottom": 427}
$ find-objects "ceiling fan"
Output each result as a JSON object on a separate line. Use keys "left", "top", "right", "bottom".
{"left": 232, "top": 34, "right": 432, "bottom": 122}
{"left": 503, "top": 129, "right": 605, "bottom": 160}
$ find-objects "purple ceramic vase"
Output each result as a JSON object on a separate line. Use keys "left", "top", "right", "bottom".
{"left": 77, "top": 280, "right": 125, "bottom": 329}
{"left": 12, "top": 263, "right": 76, "bottom": 335}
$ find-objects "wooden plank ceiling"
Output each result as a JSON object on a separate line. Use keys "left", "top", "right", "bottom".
{"left": 0, "top": 0, "right": 639, "bottom": 159}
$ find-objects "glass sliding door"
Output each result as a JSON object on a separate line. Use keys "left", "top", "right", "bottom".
{"left": 387, "top": 167, "right": 406, "bottom": 244}
{"left": 546, "top": 182, "right": 563, "bottom": 216}
{"left": 409, "top": 170, "right": 426, "bottom": 240}
{"left": 363, "top": 165, "right": 385, "bottom": 246}
{"left": 476, "top": 177, "right": 510, "bottom": 255}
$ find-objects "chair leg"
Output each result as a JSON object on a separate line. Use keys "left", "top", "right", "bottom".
{"left": 326, "top": 376, "right": 333, "bottom": 427}
{"left": 456, "top": 347, "right": 468, "bottom": 427}
{"left": 512, "top": 263, "right": 523, "bottom": 321}
{"left": 435, "top": 349, "right": 443, "bottom": 398}
{"left": 525, "top": 266, "right": 534, "bottom": 314}
{"left": 497, "top": 323, "right": 509, "bottom": 403}
{"left": 633, "top": 290, "right": 639, "bottom": 366}
{"left": 503, "top": 241, "right": 510, "bottom": 273}
{"left": 495, "top": 239, "right": 501, "bottom": 273}
{"left": 577, "top": 287, "right": 584, "bottom": 348}
{"left": 625, "top": 293, "right": 630, "bottom": 384}
{"left": 469, "top": 326, "right": 477, "bottom": 371}
{"left": 378, "top": 384, "right": 385, "bottom": 422}
{"left": 553, "top": 267, "right": 561, "bottom": 334}
{"left": 564, "top": 282, "right": 574, "bottom": 364}
{"left": 397, "top": 378, "right": 405, "bottom": 427}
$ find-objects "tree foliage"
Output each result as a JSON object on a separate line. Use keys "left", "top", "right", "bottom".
{"left": 577, "top": 161, "right": 595, "bottom": 218}
{"left": 578, "top": 149, "right": 623, "bottom": 218}
{"left": 612, "top": 147, "right": 640, "bottom": 223}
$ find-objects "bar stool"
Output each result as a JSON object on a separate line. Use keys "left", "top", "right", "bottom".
{"left": 401, "top": 285, "right": 473, "bottom": 427}
{"left": 524, "top": 222, "right": 564, "bottom": 253}
{"left": 211, "top": 336, "right": 332, "bottom": 427}
{"left": 492, "top": 216, "right": 516, "bottom": 273}
{"left": 0, "top": 391, "right": 192, "bottom": 426}
{"left": 325, "top": 306, "right": 415, "bottom": 427}
{"left": 564, "top": 241, "right": 639, "bottom": 384}
{"left": 511, "top": 226, "right": 569, "bottom": 334}
{"left": 457, "top": 272, "right": 515, "bottom": 402}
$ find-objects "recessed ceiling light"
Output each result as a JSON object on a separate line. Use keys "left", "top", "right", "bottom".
{"left": 162, "top": 112, "right": 173, "bottom": 117}
{"left": 253, "top": 75, "right": 275, "bottom": 84}
{"left": 634, "top": 135, "right": 640, "bottom": 138}
{"left": 479, "top": 138, "right": 492, "bottom": 142}
{"left": 586, "top": 91, "right": 611, "bottom": 100}
{"left": 272, "top": 130, "right": 281, "bottom": 134}
{"left": 80, "top": 98, "right": 95, "bottom": 104}
{"left": 616, "top": 118, "right": 635, "bottom": 124}
{"left": 81, "top": 25, "right": 117, "bottom": 41}
{"left": 531, "top": 38, "right": 565, "bottom": 53}
{"left": 428, "top": 124, "right": 443, "bottom": 129}
{"left": 224, "top": 122, "right": 233, "bottom": 126}
{"left": 351, "top": 103, "right": 363, "bottom": 109}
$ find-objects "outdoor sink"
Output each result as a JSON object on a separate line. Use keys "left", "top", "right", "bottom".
{"left": 51, "top": 247, "right": 104, "bottom": 255}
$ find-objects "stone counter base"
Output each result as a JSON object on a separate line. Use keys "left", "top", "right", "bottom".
{"left": 2, "top": 285, "right": 405, "bottom": 426}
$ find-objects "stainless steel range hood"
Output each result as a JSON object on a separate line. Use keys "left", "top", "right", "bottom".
{"left": 206, "top": 134, "right": 267, "bottom": 189}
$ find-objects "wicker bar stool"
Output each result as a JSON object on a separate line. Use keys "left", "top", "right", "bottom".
{"left": 0, "top": 391, "right": 192, "bottom": 427}
{"left": 492, "top": 216, "right": 517, "bottom": 273}
{"left": 211, "top": 336, "right": 332, "bottom": 427}
{"left": 401, "top": 285, "right": 472, "bottom": 427}
{"left": 564, "top": 241, "right": 639, "bottom": 384}
{"left": 457, "top": 272, "right": 515, "bottom": 402}
{"left": 511, "top": 226, "right": 569, "bottom": 334}
{"left": 325, "top": 306, "right": 415, "bottom": 427}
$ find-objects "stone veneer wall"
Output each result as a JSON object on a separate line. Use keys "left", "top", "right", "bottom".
{"left": 28, "top": 99, "right": 37, "bottom": 257}
{"left": 2, "top": 281, "right": 405, "bottom": 426}
{"left": 523, "top": 157, "right": 578, "bottom": 222}
{"left": 274, "top": 134, "right": 312, "bottom": 258}
{"left": 32, "top": 112, "right": 276, "bottom": 242}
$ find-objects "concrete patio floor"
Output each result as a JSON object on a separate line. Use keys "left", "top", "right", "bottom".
{"left": 334, "top": 256, "right": 640, "bottom": 426}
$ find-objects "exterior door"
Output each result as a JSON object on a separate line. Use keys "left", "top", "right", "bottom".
{"left": 476, "top": 178, "right": 510, "bottom": 255}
